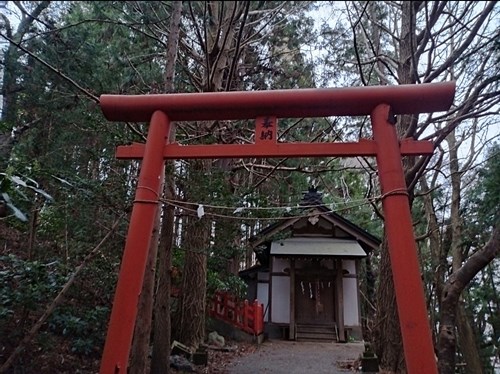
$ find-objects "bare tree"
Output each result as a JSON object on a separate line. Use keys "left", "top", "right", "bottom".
{"left": 438, "top": 225, "right": 500, "bottom": 374}
{"left": 340, "top": 1, "right": 500, "bottom": 372}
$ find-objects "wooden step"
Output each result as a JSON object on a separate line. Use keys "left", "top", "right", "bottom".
{"left": 295, "top": 324, "right": 338, "bottom": 341}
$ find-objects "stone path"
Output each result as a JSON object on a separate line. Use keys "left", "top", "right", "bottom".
{"left": 225, "top": 340, "right": 365, "bottom": 373}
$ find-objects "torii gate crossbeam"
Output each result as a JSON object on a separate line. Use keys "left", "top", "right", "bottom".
{"left": 98, "top": 81, "right": 456, "bottom": 374}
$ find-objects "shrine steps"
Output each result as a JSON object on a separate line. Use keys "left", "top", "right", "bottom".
{"left": 295, "top": 323, "right": 339, "bottom": 342}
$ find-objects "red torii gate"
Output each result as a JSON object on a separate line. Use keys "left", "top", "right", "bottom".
{"left": 98, "top": 81, "right": 456, "bottom": 374}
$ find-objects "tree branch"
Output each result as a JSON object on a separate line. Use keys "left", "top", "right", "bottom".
{"left": 0, "top": 31, "right": 100, "bottom": 103}
{"left": 424, "top": 1, "right": 497, "bottom": 82}
{"left": 437, "top": 224, "right": 500, "bottom": 373}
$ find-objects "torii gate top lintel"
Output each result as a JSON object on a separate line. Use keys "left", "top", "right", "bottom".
{"left": 100, "top": 81, "right": 456, "bottom": 122}
{"left": 98, "top": 81, "right": 456, "bottom": 374}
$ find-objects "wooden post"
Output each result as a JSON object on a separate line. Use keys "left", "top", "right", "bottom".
{"left": 371, "top": 104, "right": 438, "bottom": 374}
{"left": 335, "top": 259, "right": 345, "bottom": 342}
{"left": 100, "top": 111, "right": 170, "bottom": 374}
{"left": 254, "top": 301, "right": 264, "bottom": 335}
{"left": 289, "top": 258, "right": 296, "bottom": 340}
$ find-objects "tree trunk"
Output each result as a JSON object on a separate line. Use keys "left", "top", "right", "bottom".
{"left": 177, "top": 239, "right": 208, "bottom": 349}
{"left": 373, "top": 238, "right": 406, "bottom": 373}
{"left": 440, "top": 129, "right": 484, "bottom": 373}
{"left": 151, "top": 168, "right": 176, "bottom": 374}
{"left": 437, "top": 225, "right": 500, "bottom": 374}
{"left": 373, "top": 3, "right": 421, "bottom": 372}
{"left": 447, "top": 130, "right": 463, "bottom": 273}
{"left": 169, "top": 0, "right": 247, "bottom": 349}
{"left": 420, "top": 175, "right": 446, "bottom": 342}
{"left": 150, "top": 2, "right": 183, "bottom": 373}
{"left": 0, "top": 1, "right": 50, "bottom": 171}
{"left": 174, "top": 160, "right": 211, "bottom": 350}
{"left": 457, "top": 305, "right": 484, "bottom": 374}
{"left": 129, "top": 175, "right": 163, "bottom": 374}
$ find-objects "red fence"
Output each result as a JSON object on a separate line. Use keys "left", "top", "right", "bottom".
{"left": 208, "top": 291, "right": 264, "bottom": 336}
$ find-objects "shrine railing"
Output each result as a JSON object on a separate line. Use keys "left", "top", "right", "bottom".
{"left": 208, "top": 291, "right": 264, "bottom": 336}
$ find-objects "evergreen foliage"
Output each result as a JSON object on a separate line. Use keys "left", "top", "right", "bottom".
{"left": 0, "top": 1, "right": 498, "bottom": 372}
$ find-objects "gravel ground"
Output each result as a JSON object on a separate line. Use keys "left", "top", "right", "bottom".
{"left": 225, "top": 340, "right": 365, "bottom": 373}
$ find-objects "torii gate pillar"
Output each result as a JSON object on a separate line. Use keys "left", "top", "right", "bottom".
{"left": 98, "top": 82, "right": 456, "bottom": 374}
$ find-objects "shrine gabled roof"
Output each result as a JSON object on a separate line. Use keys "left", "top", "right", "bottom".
{"left": 249, "top": 187, "right": 381, "bottom": 252}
